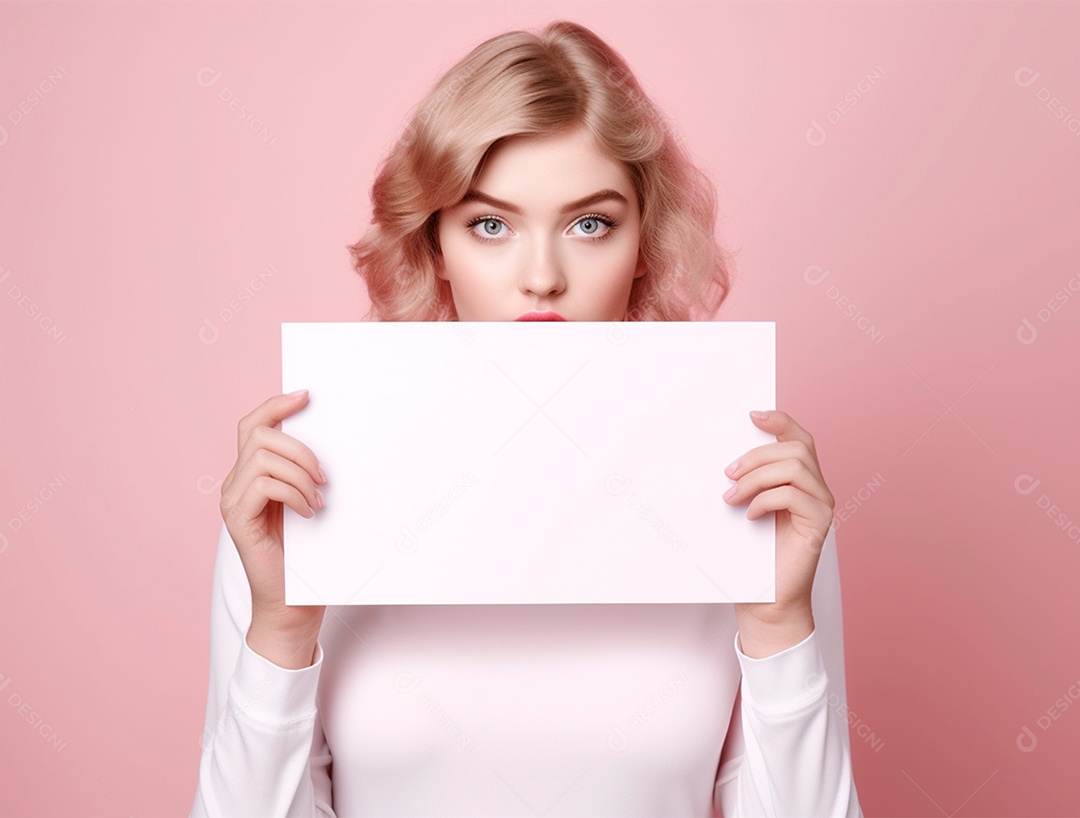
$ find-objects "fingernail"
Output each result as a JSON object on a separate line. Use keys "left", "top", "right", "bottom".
{"left": 723, "top": 484, "right": 737, "bottom": 500}
{"left": 287, "top": 389, "right": 308, "bottom": 398}
{"left": 725, "top": 461, "right": 739, "bottom": 476}
{"left": 317, "top": 463, "right": 327, "bottom": 484}
{"left": 750, "top": 410, "right": 769, "bottom": 420}
{"left": 314, "top": 488, "right": 325, "bottom": 508}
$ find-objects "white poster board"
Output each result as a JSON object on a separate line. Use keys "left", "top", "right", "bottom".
{"left": 281, "top": 321, "right": 776, "bottom": 605}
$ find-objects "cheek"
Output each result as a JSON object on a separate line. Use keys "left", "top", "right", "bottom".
{"left": 444, "top": 252, "right": 492, "bottom": 287}
{"left": 438, "top": 232, "right": 479, "bottom": 281}
{"left": 586, "top": 241, "right": 640, "bottom": 284}
{"left": 439, "top": 243, "right": 504, "bottom": 305}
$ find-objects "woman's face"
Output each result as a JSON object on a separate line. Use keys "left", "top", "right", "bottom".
{"left": 435, "top": 126, "right": 646, "bottom": 321}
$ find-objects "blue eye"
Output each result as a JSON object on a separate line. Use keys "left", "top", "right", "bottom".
{"left": 469, "top": 217, "right": 507, "bottom": 239}
{"left": 566, "top": 213, "right": 620, "bottom": 242}
{"left": 464, "top": 213, "right": 620, "bottom": 243}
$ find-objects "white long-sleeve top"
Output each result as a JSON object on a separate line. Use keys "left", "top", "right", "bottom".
{"left": 191, "top": 519, "right": 863, "bottom": 817}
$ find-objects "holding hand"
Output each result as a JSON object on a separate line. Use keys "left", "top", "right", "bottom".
{"left": 723, "top": 410, "right": 836, "bottom": 656}
{"left": 219, "top": 390, "right": 329, "bottom": 667}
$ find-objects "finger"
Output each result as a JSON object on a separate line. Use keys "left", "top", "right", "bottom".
{"left": 724, "top": 458, "right": 833, "bottom": 508}
{"left": 225, "top": 474, "right": 316, "bottom": 529}
{"left": 230, "top": 446, "right": 324, "bottom": 515}
{"left": 233, "top": 422, "right": 326, "bottom": 496}
{"left": 727, "top": 439, "right": 827, "bottom": 489}
{"left": 744, "top": 485, "right": 833, "bottom": 532}
{"left": 237, "top": 391, "right": 311, "bottom": 457}
{"left": 749, "top": 410, "right": 818, "bottom": 457}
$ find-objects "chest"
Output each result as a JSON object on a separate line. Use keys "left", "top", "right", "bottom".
{"left": 317, "top": 603, "right": 740, "bottom": 784}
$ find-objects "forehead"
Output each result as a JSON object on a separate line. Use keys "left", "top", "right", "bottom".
{"left": 468, "top": 127, "right": 634, "bottom": 203}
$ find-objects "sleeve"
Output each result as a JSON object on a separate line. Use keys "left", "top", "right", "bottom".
{"left": 189, "top": 520, "right": 336, "bottom": 817}
{"left": 713, "top": 524, "right": 864, "bottom": 817}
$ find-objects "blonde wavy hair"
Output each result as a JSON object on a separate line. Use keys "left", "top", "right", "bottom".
{"left": 346, "top": 20, "right": 736, "bottom": 322}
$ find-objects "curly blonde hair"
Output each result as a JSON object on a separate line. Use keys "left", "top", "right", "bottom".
{"left": 346, "top": 20, "right": 736, "bottom": 322}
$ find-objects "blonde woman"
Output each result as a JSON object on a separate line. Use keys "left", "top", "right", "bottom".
{"left": 191, "top": 20, "right": 863, "bottom": 817}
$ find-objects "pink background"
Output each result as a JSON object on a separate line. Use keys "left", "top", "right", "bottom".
{"left": 2, "top": 1, "right": 1078, "bottom": 815}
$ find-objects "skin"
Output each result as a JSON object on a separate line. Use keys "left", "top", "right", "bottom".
{"left": 725, "top": 410, "right": 836, "bottom": 659}
{"left": 221, "top": 390, "right": 328, "bottom": 669}
{"left": 434, "top": 125, "right": 646, "bottom": 321}
{"left": 222, "top": 127, "right": 837, "bottom": 670}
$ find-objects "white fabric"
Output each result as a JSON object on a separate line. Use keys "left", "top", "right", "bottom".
{"left": 191, "top": 520, "right": 863, "bottom": 817}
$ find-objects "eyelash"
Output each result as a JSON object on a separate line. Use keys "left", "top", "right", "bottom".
{"left": 463, "top": 213, "right": 621, "bottom": 244}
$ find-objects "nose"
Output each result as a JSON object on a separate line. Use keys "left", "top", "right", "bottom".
{"left": 518, "top": 236, "right": 566, "bottom": 298}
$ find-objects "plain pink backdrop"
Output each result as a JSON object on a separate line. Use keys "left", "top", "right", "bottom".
{"left": 2, "top": 1, "right": 1078, "bottom": 815}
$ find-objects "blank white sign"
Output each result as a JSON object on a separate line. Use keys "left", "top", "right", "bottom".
{"left": 281, "top": 321, "right": 776, "bottom": 605}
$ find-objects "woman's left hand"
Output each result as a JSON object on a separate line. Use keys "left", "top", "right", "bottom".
{"left": 723, "top": 409, "right": 836, "bottom": 635}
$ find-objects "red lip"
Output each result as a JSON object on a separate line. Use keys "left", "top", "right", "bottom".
{"left": 515, "top": 311, "right": 567, "bottom": 321}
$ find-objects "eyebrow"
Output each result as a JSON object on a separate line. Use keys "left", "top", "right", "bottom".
{"left": 458, "top": 188, "right": 630, "bottom": 215}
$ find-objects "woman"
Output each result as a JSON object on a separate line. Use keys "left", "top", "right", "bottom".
{"left": 191, "top": 20, "right": 863, "bottom": 817}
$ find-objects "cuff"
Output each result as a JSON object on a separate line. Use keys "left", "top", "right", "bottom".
{"left": 733, "top": 628, "right": 828, "bottom": 715}
{"left": 228, "top": 639, "right": 324, "bottom": 728}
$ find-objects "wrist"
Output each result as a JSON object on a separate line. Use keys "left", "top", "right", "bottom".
{"left": 734, "top": 606, "right": 814, "bottom": 659}
{"left": 247, "top": 605, "right": 324, "bottom": 670}
{"left": 733, "top": 600, "right": 813, "bottom": 628}
{"left": 245, "top": 623, "right": 321, "bottom": 669}
{"left": 251, "top": 600, "right": 325, "bottom": 633}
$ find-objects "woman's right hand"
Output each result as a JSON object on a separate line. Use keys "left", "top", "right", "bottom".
{"left": 219, "top": 389, "right": 328, "bottom": 663}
